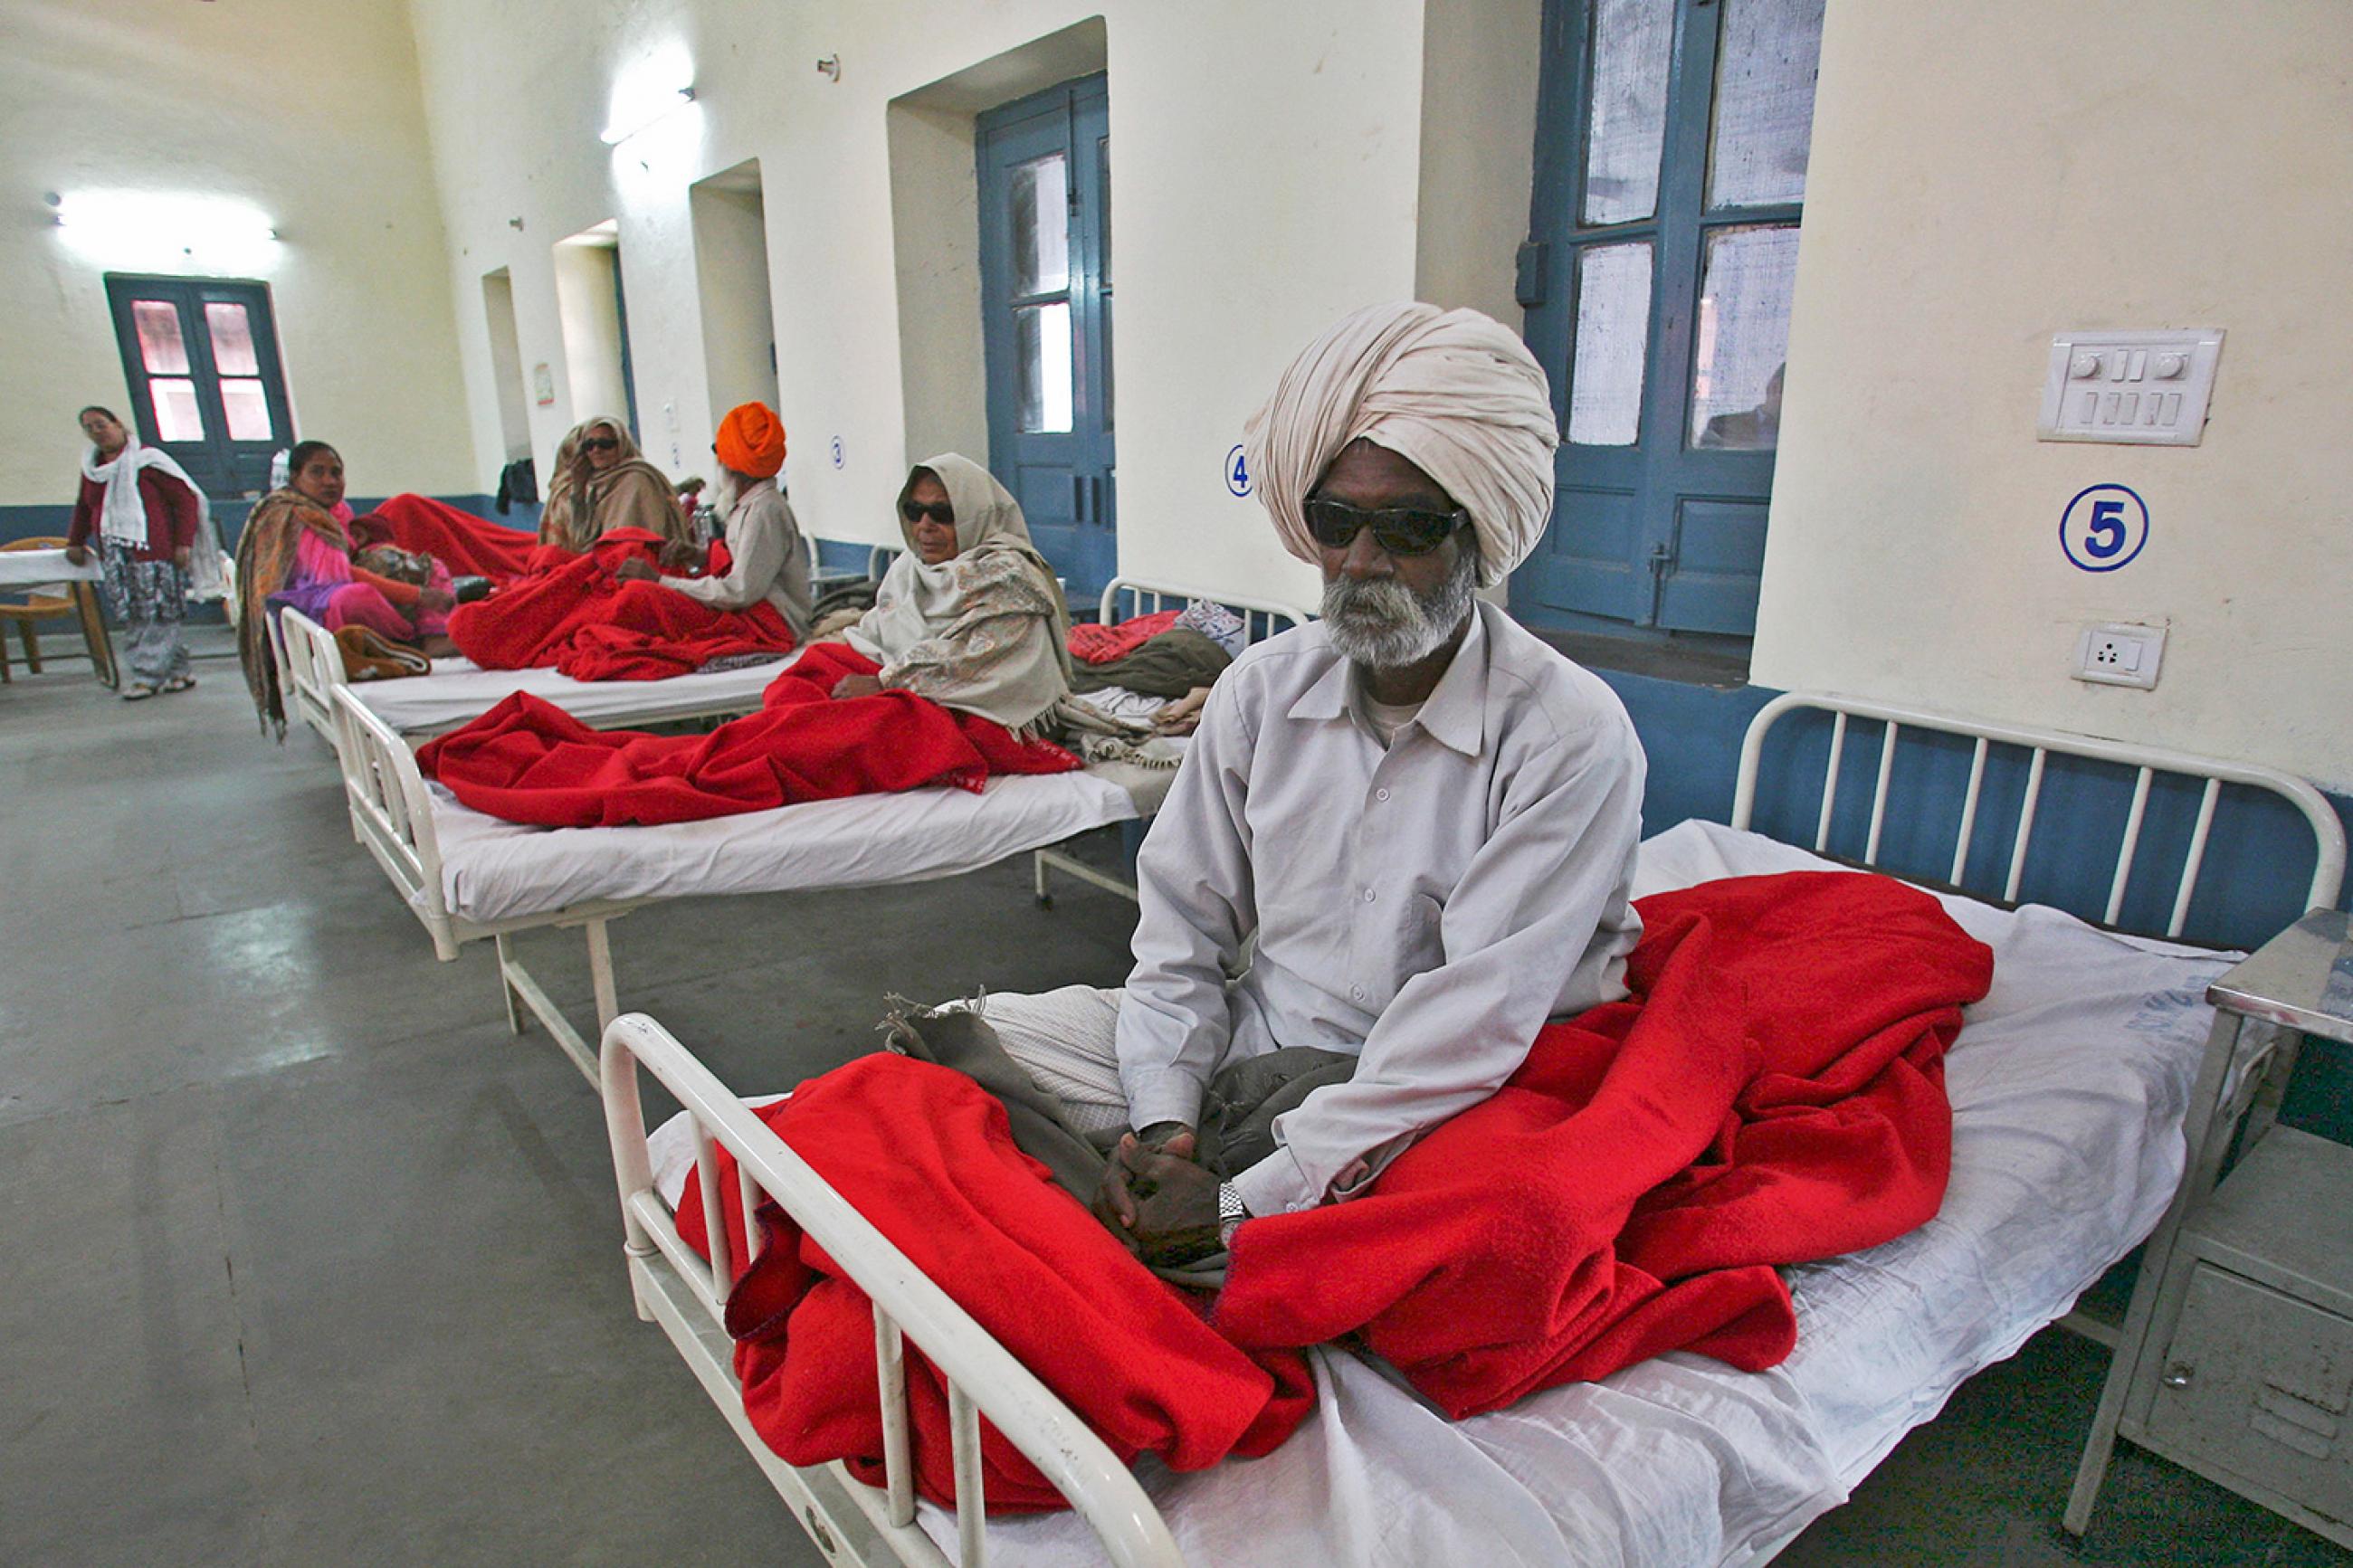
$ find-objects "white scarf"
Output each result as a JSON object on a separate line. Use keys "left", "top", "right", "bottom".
{"left": 81, "top": 438, "right": 227, "bottom": 600}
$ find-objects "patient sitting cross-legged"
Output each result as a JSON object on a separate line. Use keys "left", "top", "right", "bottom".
{"left": 963, "top": 300, "right": 1649, "bottom": 1269}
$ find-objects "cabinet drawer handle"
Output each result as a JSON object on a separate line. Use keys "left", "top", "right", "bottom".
{"left": 2160, "top": 1363, "right": 2195, "bottom": 1390}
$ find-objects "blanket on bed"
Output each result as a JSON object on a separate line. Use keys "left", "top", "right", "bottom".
{"left": 677, "top": 870, "right": 1988, "bottom": 1510}
{"left": 418, "top": 641, "right": 1081, "bottom": 827}
{"left": 445, "top": 528, "right": 795, "bottom": 679}
{"left": 1067, "top": 608, "right": 1181, "bottom": 664}
{"left": 357, "top": 494, "right": 538, "bottom": 584}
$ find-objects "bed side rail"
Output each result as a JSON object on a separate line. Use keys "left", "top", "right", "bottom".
{"left": 1098, "top": 575, "right": 1316, "bottom": 647}
{"left": 278, "top": 607, "right": 345, "bottom": 745}
{"left": 601, "top": 1013, "right": 1187, "bottom": 1568}
{"left": 329, "top": 686, "right": 459, "bottom": 957}
{"left": 1733, "top": 691, "right": 2347, "bottom": 941}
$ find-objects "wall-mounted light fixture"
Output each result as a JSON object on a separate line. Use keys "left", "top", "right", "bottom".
{"left": 600, "top": 83, "right": 695, "bottom": 145}
{"left": 53, "top": 191, "right": 281, "bottom": 268}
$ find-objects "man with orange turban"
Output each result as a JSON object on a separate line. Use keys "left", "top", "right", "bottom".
{"left": 631, "top": 400, "right": 812, "bottom": 638}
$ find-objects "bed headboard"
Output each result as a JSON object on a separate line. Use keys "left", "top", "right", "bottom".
{"left": 1099, "top": 575, "right": 1317, "bottom": 647}
{"left": 1732, "top": 691, "right": 2346, "bottom": 946}
{"left": 278, "top": 607, "right": 346, "bottom": 743}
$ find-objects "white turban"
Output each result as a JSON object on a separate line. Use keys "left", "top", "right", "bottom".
{"left": 1243, "top": 301, "right": 1558, "bottom": 588}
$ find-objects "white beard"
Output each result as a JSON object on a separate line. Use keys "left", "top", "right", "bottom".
{"left": 1320, "top": 546, "right": 1480, "bottom": 669}
{"left": 709, "top": 468, "right": 744, "bottom": 517}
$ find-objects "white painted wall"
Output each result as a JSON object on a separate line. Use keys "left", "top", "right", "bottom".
{"left": 0, "top": 0, "right": 473, "bottom": 505}
{"left": 1759, "top": 0, "right": 2353, "bottom": 788}
{"left": 551, "top": 236, "right": 632, "bottom": 432}
{"left": 405, "top": 0, "right": 1434, "bottom": 603}
{"left": 689, "top": 165, "right": 782, "bottom": 425}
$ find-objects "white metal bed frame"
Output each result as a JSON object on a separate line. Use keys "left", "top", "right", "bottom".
{"left": 600, "top": 690, "right": 2345, "bottom": 1568}
{"left": 323, "top": 575, "right": 1310, "bottom": 1090}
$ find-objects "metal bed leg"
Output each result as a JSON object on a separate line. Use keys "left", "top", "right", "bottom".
{"left": 493, "top": 934, "right": 525, "bottom": 1036}
{"left": 1034, "top": 850, "right": 1053, "bottom": 908}
{"left": 587, "top": 917, "right": 620, "bottom": 1033}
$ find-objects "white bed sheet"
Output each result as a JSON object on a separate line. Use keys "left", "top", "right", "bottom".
{"left": 642, "top": 817, "right": 2228, "bottom": 1567}
{"left": 353, "top": 652, "right": 796, "bottom": 734}
{"left": 432, "top": 765, "right": 1156, "bottom": 923}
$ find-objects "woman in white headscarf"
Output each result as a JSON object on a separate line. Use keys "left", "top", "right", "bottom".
{"left": 65, "top": 404, "right": 209, "bottom": 698}
{"left": 827, "top": 452, "right": 1075, "bottom": 737}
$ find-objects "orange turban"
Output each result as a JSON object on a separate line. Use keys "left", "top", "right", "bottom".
{"left": 716, "top": 402, "right": 786, "bottom": 479}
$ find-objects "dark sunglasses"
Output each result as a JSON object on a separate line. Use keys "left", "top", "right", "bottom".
{"left": 1303, "top": 495, "right": 1468, "bottom": 557}
{"left": 900, "top": 499, "right": 955, "bottom": 527}
{"left": 579, "top": 436, "right": 621, "bottom": 452}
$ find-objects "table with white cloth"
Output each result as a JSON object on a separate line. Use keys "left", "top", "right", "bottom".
{"left": 0, "top": 547, "right": 114, "bottom": 689}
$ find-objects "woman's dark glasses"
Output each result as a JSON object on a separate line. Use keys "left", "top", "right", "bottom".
{"left": 900, "top": 499, "right": 955, "bottom": 526}
{"left": 579, "top": 436, "right": 621, "bottom": 452}
{"left": 1303, "top": 496, "right": 1468, "bottom": 556}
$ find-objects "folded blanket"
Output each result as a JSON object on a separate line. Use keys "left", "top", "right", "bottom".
{"left": 418, "top": 641, "right": 1081, "bottom": 827}
{"left": 1069, "top": 628, "right": 1232, "bottom": 698}
{"left": 445, "top": 528, "right": 795, "bottom": 679}
{"left": 359, "top": 493, "right": 538, "bottom": 584}
{"left": 1068, "top": 608, "right": 1181, "bottom": 664}
{"left": 677, "top": 870, "right": 1990, "bottom": 1510}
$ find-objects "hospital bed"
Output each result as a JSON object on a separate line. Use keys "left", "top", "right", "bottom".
{"left": 596, "top": 690, "right": 2348, "bottom": 1567}
{"left": 275, "top": 540, "right": 906, "bottom": 745}
{"left": 328, "top": 575, "right": 1313, "bottom": 1086}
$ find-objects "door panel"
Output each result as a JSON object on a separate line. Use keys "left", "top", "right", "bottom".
{"left": 1513, "top": 0, "right": 1822, "bottom": 640}
{"left": 104, "top": 274, "right": 291, "bottom": 499}
{"left": 979, "top": 74, "right": 1113, "bottom": 603}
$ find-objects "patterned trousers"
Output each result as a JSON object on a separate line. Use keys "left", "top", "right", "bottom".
{"left": 99, "top": 541, "right": 191, "bottom": 689}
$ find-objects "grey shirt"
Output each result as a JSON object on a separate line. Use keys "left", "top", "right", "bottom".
{"left": 662, "top": 478, "right": 812, "bottom": 639}
{"left": 1115, "top": 601, "right": 1647, "bottom": 1219}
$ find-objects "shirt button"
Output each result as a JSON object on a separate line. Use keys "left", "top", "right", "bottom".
{"left": 1350, "top": 984, "right": 1366, "bottom": 1002}
{"left": 1362, "top": 888, "right": 1377, "bottom": 903}
{"left": 1376, "top": 787, "right": 1392, "bottom": 803}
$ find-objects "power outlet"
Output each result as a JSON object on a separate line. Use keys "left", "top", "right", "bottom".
{"left": 2074, "top": 622, "right": 2167, "bottom": 689}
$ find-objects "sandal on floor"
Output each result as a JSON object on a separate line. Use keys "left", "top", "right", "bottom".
{"left": 121, "top": 683, "right": 158, "bottom": 701}
{"left": 161, "top": 675, "right": 196, "bottom": 694}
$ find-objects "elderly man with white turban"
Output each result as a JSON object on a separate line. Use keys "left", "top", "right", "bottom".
{"left": 979, "top": 300, "right": 1645, "bottom": 1269}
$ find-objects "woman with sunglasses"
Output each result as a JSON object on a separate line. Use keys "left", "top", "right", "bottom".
{"left": 820, "top": 453, "right": 1075, "bottom": 730}
{"left": 537, "top": 416, "right": 688, "bottom": 554}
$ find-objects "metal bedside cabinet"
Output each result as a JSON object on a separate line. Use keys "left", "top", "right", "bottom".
{"left": 2067, "top": 908, "right": 2353, "bottom": 1547}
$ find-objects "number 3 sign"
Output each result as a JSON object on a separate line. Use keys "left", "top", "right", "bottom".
{"left": 2060, "top": 483, "right": 2149, "bottom": 573}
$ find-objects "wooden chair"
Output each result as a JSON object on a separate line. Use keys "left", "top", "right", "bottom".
{"left": 0, "top": 537, "right": 117, "bottom": 688}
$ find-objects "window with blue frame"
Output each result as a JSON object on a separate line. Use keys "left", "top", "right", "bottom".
{"left": 1513, "top": 0, "right": 1824, "bottom": 646}
{"left": 102, "top": 273, "right": 293, "bottom": 499}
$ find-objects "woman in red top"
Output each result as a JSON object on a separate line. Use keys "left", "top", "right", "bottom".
{"left": 67, "top": 405, "right": 204, "bottom": 698}
{"left": 232, "top": 442, "right": 456, "bottom": 735}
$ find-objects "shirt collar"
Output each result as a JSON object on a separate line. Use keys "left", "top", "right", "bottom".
{"left": 1286, "top": 603, "right": 1491, "bottom": 758}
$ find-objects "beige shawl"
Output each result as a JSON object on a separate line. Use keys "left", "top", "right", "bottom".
{"left": 539, "top": 417, "right": 685, "bottom": 552}
{"left": 841, "top": 453, "right": 1074, "bottom": 735}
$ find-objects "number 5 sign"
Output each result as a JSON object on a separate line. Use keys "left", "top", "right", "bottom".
{"left": 2060, "top": 483, "right": 2149, "bottom": 573}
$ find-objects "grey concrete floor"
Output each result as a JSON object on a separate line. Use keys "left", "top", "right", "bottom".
{"left": 4, "top": 626, "right": 2348, "bottom": 1566}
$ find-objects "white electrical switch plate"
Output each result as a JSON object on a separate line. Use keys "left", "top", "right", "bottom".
{"left": 2038, "top": 329, "right": 2223, "bottom": 445}
{"left": 2074, "top": 622, "right": 2167, "bottom": 689}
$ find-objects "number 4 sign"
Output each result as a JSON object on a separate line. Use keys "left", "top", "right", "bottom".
{"left": 2060, "top": 483, "right": 2149, "bottom": 573}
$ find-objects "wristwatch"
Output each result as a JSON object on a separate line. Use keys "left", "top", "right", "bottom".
{"left": 1216, "top": 1183, "right": 1250, "bottom": 1249}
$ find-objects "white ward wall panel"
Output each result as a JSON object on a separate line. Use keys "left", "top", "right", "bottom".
{"left": 405, "top": 0, "right": 1435, "bottom": 607}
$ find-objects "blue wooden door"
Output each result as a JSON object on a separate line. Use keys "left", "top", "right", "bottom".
{"left": 1513, "top": 0, "right": 1821, "bottom": 640}
{"left": 103, "top": 274, "right": 293, "bottom": 499}
{"left": 979, "top": 75, "right": 1115, "bottom": 602}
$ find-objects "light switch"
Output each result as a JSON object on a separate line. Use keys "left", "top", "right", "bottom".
{"left": 2039, "top": 329, "right": 2222, "bottom": 446}
{"left": 2074, "top": 622, "right": 2167, "bottom": 689}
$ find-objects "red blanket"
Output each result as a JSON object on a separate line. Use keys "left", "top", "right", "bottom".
{"left": 1067, "top": 608, "right": 1181, "bottom": 665}
{"left": 445, "top": 529, "right": 795, "bottom": 679}
{"left": 418, "top": 642, "right": 1081, "bottom": 827}
{"left": 357, "top": 493, "right": 538, "bottom": 583}
{"left": 678, "top": 870, "right": 1990, "bottom": 1510}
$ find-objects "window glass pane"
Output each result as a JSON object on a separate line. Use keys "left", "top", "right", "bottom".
{"left": 1689, "top": 224, "right": 1798, "bottom": 449}
{"left": 1580, "top": 0, "right": 1675, "bottom": 225}
{"left": 1015, "top": 301, "right": 1074, "bottom": 432}
{"left": 133, "top": 300, "right": 191, "bottom": 375}
{"left": 205, "top": 301, "right": 261, "bottom": 375}
{"left": 1098, "top": 138, "right": 1111, "bottom": 288}
{"left": 221, "top": 379, "right": 273, "bottom": 442}
{"left": 150, "top": 378, "right": 205, "bottom": 442}
{"left": 1707, "top": 0, "right": 1825, "bottom": 209}
{"left": 1011, "top": 154, "right": 1070, "bottom": 297}
{"left": 1567, "top": 242, "right": 1653, "bottom": 446}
